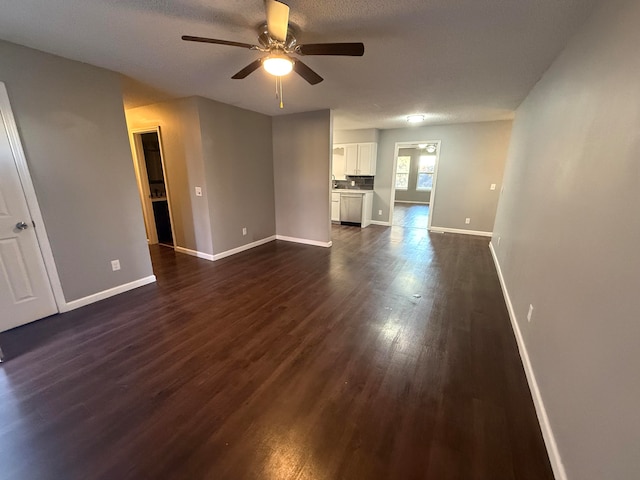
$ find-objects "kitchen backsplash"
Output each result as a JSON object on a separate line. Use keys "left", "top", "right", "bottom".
{"left": 333, "top": 175, "right": 374, "bottom": 190}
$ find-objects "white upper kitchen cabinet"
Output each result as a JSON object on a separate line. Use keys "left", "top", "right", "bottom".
{"left": 333, "top": 143, "right": 377, "bottom": 177}
{"left": 344, "top": 144, "right": 359, "bottom": 175}
{"left": 332, "top": 146, "right": 347, "bottom": 180}
{"left": 356, "top": 143, "right": 377, "bottom": 175}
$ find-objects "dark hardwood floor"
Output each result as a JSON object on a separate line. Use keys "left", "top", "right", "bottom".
{"left": 0, "top": 225, "right": 554, "bottom": 480}
{"left": 393, "top": 203, "right": 430, "bottom": 229}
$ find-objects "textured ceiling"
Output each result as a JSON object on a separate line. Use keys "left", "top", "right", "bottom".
{"left": 0, "top": 0, "right": 597, "bottom": 129}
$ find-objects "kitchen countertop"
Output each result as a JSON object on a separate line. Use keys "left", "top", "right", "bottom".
{"left": 332, "top": 189, "right": 374, "bottom": 194}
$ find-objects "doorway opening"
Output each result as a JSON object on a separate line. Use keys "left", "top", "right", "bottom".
{"left": 389, "top": 141, "right": 441, "bottom": 230}
{"left": 131, "top": 128, "right": 176, "bottom": 248}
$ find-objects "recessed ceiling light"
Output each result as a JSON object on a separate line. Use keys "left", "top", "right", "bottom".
{"left": 407, "top": 114, "right": 425, "bottom": 123}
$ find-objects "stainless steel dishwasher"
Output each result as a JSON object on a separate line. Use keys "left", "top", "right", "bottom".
{"left": 340, "top": 194, "right": 362, "bottom": 226}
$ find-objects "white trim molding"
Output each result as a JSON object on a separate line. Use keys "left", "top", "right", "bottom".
{"left": 175, "top": 235, "right": 277, "bottom": 262}
{"left": 394, "top": 200, "right": 430, "bottom": 205}
{"left": 429, "top": 226, "right": 492, "bottom": 237}
{"left": 174, "top": 246, "right": 215, "bottom": 261}
{"left": 60, "top": 275, "right": 157, "bottom": 313}
{"left": 276, "top": 235, "right": 332, "bottom": 248}
{"left": 212, "top": 235, "right": 276, "bottom": 261}
{"left": 370, "top": 220, "right": 391, "bottom": 226}
{"left": 489, "top": 242, "right": 567, "bottom": 480}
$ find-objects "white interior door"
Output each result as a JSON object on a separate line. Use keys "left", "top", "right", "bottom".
{"left": 0, "top": 107, "right": 57, "bottom": 332}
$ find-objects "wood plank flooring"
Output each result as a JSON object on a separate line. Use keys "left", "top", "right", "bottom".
{"left": 0, "top": 225, "right": 554, "bottom": 480}
{"left": 392, "top": 203, "right": 430, "bottom": 229}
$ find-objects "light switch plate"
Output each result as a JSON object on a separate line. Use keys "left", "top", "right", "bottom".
{"left": 111, "top": 259, "right": 120, "bottom": 271}
{"left": 490, "top": 183, "right": 496, "bottom": 190}
{"left": 195, "top": 186, "right": 202, "bottom": 197}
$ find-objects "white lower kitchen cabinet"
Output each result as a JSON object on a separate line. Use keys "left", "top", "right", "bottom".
{"left": 331, "top": 192, "right": 341, "bottom": 222}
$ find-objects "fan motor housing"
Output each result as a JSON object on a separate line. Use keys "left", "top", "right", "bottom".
{"left": 257, "top": 23, "right": 298, "bottom": 50}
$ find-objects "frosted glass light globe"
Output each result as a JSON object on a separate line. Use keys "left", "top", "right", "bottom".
{"left": 263, "top": 55, "right": 293, "bottom": 76}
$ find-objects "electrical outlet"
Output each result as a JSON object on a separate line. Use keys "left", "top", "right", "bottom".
{"left": 490, "top": 183, "right": 496, "bottom": 190}
{"left": 242, "top": 227, "right": 247, "bottom": 236}
{"left": 465, "top": 218, "right": 471, "bottom": 224}
{"left": 527, "top": 304, "right": 534, "bottom": 322}
{"left": 195, "top": 186, "right": 202, "bottom": 197}
{"left": 378, "top": 210, "right": 382, "bottom": 216}
{"left": 111, "top": 259, "right": 121, "bottom": 271}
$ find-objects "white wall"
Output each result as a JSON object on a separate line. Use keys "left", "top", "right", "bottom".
{"left": 0, "top": 40, "right": 152, "bottom": 302}
{"left": 491, "top": 1, "right": 640, "bottom": 479}
{"left": 376, "top": 121, "right": 512, "bottom": 232}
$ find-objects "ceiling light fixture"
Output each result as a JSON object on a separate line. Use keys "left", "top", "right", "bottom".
{"left": 261, "top": 53, "right": 294, "bottom": 109}
{"left": 407, "top": 114, "right": 425, "bottom": 124}
{"left": 263, "top": 54, "right": 294, "bottom": 76}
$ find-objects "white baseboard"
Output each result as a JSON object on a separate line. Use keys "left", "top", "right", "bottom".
{"left": 489, "top": 242, "right": 566, "bottom": 480}
{"left": 394, "top": 200, "right": 430, "bottom": 205}
{"left": 429, "top": 226, "right": 492, "bottom": 237}
{"left": 60, "top": 275, "right": 157, "bottom": 313}
{"left": 176, "top": 236, "right": 277, "bottom": 262}
{"left": 174, "top": 246, "right": 215, "bottom": 261}
{"left": 212, "top": 235, "right": 276, "bottom": 261}
{"left": 370, "top": 220, "right": 391, "bottom": 226}
{"left": 276, "top": 235, "right": 332, "bottom": 248}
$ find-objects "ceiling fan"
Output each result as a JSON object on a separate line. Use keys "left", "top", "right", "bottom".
{"left": 182, "top": 0, "right": 365, "bottom": 107}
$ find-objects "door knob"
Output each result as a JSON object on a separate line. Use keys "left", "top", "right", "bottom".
{"left": 16, "top": 221, "right": 28, "bottom": 230}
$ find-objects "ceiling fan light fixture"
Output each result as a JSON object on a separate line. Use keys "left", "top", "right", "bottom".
{"left": 263, "top": 54, "right": 293, "bottom": 76}
{"left": 407, "top": 114, "right": 425, "bottom": 124}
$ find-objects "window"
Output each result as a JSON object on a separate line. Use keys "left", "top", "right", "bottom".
{"left": 417, "top": 155, "right": 436, "bottom": 190}
{"left": 395, "top": 156, "right": 411, "bottom": 190}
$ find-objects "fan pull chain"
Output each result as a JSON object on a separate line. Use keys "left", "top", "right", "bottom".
{"left": 274, "top": 76, "right": 284, "bottom": 109}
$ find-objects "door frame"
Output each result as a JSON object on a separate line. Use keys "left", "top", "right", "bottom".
{"left": 0, "top": 82, "right": 65, "bottom": 311}
{"left": 129, "top": 126, "right": 176, "bottom": 247}
{"left": 389, "top": 140, "right": 442, "bottom": 229}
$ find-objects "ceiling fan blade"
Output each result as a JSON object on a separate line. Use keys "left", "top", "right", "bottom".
{"left": 293, "top": 60, "right": 323, "bottom": 85}
{"left": 297, "top": 43, "right": 365, "bottom": 56}
{"left": 231, "top": 59, "right": 264, "bottom": 79}
{"left": 182, "top": 35, "right": 256, "bottom": 49}
{"left": 265, "top": 0, "right": 289, "bottom": 42}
